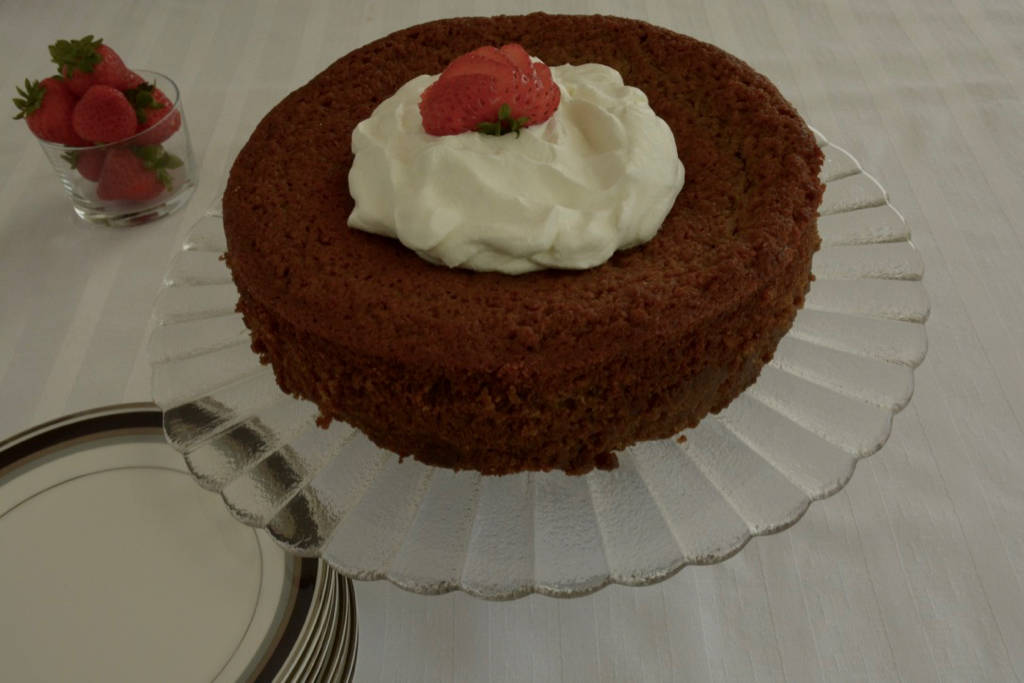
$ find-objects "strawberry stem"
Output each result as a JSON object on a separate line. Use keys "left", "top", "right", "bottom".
{"left": 11, "top": 79, "right": 44, "bottom": 120}
{"left": 49, "top": 35, "right": 104, "bottom": 77}
{"left": 477, "top": 103, "right": 529, "bottom": 137}
{"left": 132, "top": 144, "right": 183, "bottom": 190}
{"left": 124, "top": 82, "right": 165, "bottom": 125}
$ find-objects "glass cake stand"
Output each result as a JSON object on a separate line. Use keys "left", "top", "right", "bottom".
{"left": 148, "top": 131, "right": 929, "bottom": 600}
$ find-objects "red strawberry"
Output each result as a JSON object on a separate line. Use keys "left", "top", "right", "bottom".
{"left": 97, "top": 148, "right": 164, "bottom": 200}
{"left": 440, "top": 47, "right": 514, "bottom": 80}
{"left": 60, "top": 148, "right": 107, "bottom": 181}
{"left": 421, "top": 74, "right": 506, "bottom": 136}
{"left": 125, "top": 82, "right": 181, "bottom": 145}
{"left": 123, "top": 71, "right": 147, "bottom": 89}
{"left": 419, "top": 43, "right": 560, "bottom": 136}
{"left": 462, "top": 46, "right": 512, "bottom": 65}
{"left": 72, "top": 85, "right": 137, "bottom": 143}
{"left": 49, "top": 36, "right": 136, "bottom": 96}
{"left": 498, "top": 44, "right": 534, "bottom": 74}
{"left": 74, "top": 149, "right": 107, "bottom": 181}
{"left": 12, "top": 77, "right": 89, "bottom": 146}
{"left": 96, "top": 145, "right": 182, "bottom": 201}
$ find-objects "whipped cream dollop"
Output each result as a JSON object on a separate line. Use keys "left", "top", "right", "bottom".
{"left": 347, "top": 63, "right": 685, "bottom": 274}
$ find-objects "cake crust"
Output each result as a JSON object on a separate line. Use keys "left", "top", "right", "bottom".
{"left": 223, "top": 13, "right": 824, "bottom": 475}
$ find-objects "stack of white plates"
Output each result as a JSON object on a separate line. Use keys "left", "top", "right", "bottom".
{"left": 0, "top": 404, "right": 357, "bottom": 682}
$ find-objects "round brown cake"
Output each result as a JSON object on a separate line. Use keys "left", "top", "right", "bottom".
{"left": 222, "top": 13, "right": 824, "bottom": 475}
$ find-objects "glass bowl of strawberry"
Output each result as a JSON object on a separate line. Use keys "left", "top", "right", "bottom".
{"left": 15, "top": 37, "right": 197, "bottom": 226}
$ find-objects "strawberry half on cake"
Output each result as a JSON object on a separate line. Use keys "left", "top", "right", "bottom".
{"left": 419, "top": 43, "right": 560, "bottom": 136}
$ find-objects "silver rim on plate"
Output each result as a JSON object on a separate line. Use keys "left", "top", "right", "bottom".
{"left": 0, "top": 404, "right": 357, "bottom": 681}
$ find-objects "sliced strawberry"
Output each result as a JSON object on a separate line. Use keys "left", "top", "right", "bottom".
{"left": 534, "top": 62, "right": 556, "bottom": 89}
{"left": 419, "top": 43, "right": 560, "bottom": 137}
{"left": 12, "top": 77, "right": 89, "bottom": 146}
{"left": 504, "top": 69, "right": 560, "bottom": 124}
{"left": 421, "top": 74, "right": 504, "bottom": 136}
{"left": 50, "top": 37, "right": 136, "bottom": 96}
{"left": 498, "top": 44, "right": 534, "bottom": 74}
{"left": 463, "top": 46, "right": 510, "bottom": 63}
{"left": 440, "top": 46, "right": 514, "bottom": 79}
{"left": 439, "top": 53, "right": 515, "bottom": 82}
{"left": 72, "top": 85, "right": 137, "bottom": 144}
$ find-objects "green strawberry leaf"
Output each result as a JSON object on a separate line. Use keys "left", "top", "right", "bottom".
{"left": 49, "top": 35, "right": 104, "bottom": 77}
{"left": 131, "top": 144, "right": 183, "bottom": 190}
{"left": 477, "top": 103, "right": 530, "bottom": 138}
{"left": 124, "top": 82, "right": 165, "bottom": 125}
{"left": 12, "top": 79, "right": 44, "bottom": 120}
{"left": 477, "top": 121, "right": 502, "bottom": 136}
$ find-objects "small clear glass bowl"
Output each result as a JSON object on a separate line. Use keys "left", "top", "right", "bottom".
{"left": 35, "top": 70, "right": 197, "bottom": 227}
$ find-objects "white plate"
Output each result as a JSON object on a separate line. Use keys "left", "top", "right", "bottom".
{"left": 328, "top": 578, "right": 359, "bottom": 683}
{"left": 149, "top": 131, "right": 929, "bottom": 600}
{"left": 0, "top": 405, "right": 324, "bottom": 682}
{"left": 278, "top": 567, "right": 335, "bottom": 681}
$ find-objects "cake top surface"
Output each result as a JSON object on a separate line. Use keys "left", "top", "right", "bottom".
{"left": 223, "top": 13, "right": 823, "bottom": 373}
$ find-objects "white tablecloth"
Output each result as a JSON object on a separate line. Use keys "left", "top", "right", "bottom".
{"left": 2, "top": 1, "right": 1022, "bottom": 680}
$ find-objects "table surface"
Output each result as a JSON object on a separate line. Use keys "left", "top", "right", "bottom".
{"left": 2, "top": 1, "right": 1022, "bottom": 681}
